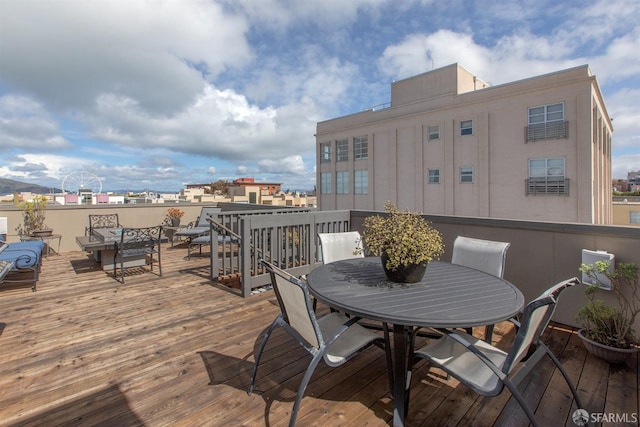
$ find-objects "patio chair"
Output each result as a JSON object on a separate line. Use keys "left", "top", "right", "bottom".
{"left": 86, "top": 213, "right": 121, "bottom": 236}
{"left": 249, "top": 259, "right": 392, "bottom": 427}
{"left": 174, "top": 207, "right": 221, "bottom": 243}
{"left": 451, "top": 236, "right": 511, "bottom": 342}
{"left": 410, "top": 277, "right": 585, "bottom": 427}
{"left": 318, "top": 231, "right": 363, "bottom": 264}
{"left": 0, "top": 239, "right": 44, "bottom": 291}
{"left": 113, "top": 226, "right": 162, "bottom": 283}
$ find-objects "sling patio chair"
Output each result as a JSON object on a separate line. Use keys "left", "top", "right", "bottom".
{"left": 409, "top": 277, "right": 585, "bottom": 427}
{"left": 248, "top": 259, "right": 392, "bottom": 427}
{"left": 113, "top": 226, "right": 162, "bottom": 283}
{"left": 318, "top": 231, "right": 364, "bottom": 264}
{"left": 451, "top": 235, "right": 511, "bottom": 343}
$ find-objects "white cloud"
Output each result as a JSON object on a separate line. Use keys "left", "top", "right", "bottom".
{"left": 258, "top": 155, "right": 307, "bottom": 175}
{"left": 606, "top": 88, "right": 640, "bottom": 150}
{"left": 207, "top": 166, "right": 217, "bottom": 174}
{"left": 0, "top": 95, "right": 73, "bottom": 151}
{"left": 612, "top": 154, "right": 640, "bottom": 179}
{"left": 0, "top": 0, "right": 252, "bottom": 114}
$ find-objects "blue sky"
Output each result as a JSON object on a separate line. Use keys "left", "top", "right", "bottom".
{"left": 1, "top": 0, "right": 638, "bottom": 193}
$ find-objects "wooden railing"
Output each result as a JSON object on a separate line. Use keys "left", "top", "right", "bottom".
{"left": 208, "top": 209, "right": 351, "bottom": 297}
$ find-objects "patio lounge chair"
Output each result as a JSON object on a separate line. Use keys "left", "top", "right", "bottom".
{"left": 0, "top": 239, "right": 45, "bottom": 291}
{"left": 410, "top": 277, "right": 585, "bottom": 427}
{"left": 174, "top": 207, "right": 221, "bottom": 243}
{"left": 451, "top": 236, "right": 511, "bottom": 342}
{"left": 113, "top": 226, "right": 162, "bottom": 283}
{"left": 249, "top": 259, "right": 392, "bottom": 427}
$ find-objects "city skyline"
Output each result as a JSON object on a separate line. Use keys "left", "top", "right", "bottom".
{"left": 1, "top": 0, "right": 638, "bottom": 192}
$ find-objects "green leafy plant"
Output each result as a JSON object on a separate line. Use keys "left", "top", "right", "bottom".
{"left": 358, "top": 202, "right": 444, "bottom": 271}
{"left": 14, "top": 195, "right": 49, "bottom": 236}
{"left": 578, "top": 261, "right": 639, "bottom": 349}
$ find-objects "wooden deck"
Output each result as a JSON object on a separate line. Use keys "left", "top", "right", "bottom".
{"left": 0, "top": 243, "right": 637, "bottom": 426}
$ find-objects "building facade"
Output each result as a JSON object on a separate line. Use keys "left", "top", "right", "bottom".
{"left": 316, "top": 64, "right": 613, "bottom": 223}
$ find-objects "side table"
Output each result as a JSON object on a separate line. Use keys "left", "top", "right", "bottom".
{"left": 20, "top": 234, "right": 62, "bottom": 257}
{"left": 164, "top": 225, "right": 187, "bottom": 247}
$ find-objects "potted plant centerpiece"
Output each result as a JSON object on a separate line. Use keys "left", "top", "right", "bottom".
{"left": 358, "top": 202, "right": 444, "bottom": 283}
{"left": 577, "top": 260, "right": 640, "bottom": 363}
{"left": 14, "top": 195, "right": 52, "bottom": 237}
{"left": 165, "top": 207, "right": 185, "bottom": 226}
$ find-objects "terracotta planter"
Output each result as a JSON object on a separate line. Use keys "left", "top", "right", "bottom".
{"left": 577, "top": 329, "right": 638, "bottom": 364}
{"left": 381, "top": 253, "right": 427, "bottom": 283}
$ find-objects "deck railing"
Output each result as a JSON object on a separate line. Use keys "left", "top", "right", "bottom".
{"left": 209, "top": 209, "right": 351, "bottom": 296}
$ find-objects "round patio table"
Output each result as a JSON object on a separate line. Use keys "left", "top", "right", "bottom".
{"left": 306, "top": 257, "right": 525, "bottom": 427}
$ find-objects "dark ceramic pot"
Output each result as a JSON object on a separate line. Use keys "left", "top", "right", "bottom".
{"left": 381, "top": 253, "right": 427, "bottom": 283}
{"left": 577, "top": 329, "right": 638, "bottom": 364}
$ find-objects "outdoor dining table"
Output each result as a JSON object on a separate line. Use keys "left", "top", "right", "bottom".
{"left": 306, "top": 257, "right": 525, "bottom": 427}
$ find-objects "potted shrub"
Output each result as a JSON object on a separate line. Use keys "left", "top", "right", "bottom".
{"left": 577, "top": 260, "right": 640, "bottom": 363}
{"left": 358, "top": 202, "right": 444, "bottom": 283}
{"left": 14, "top": 195, "right": 52, "bottom": 237}
{"left": 165, "top": 207, "right": 185, "bottom": 226}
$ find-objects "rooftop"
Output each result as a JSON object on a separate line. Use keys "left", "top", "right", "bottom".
{"left": 1, "top": 243, "right": 637, "bottom": 425}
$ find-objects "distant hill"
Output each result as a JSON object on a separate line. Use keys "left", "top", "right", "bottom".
{"left": 0, "top": 178, "right": 61, "bottom": 196}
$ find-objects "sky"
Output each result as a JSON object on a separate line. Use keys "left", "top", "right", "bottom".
{"left": 0, "top": 0, "right": 638, "bottom": 193}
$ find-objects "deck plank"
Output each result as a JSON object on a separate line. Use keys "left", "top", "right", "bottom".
{"left": 0, "top": 244, "right": 638, "bottom": 426}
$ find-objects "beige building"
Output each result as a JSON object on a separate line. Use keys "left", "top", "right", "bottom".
{"left": 612, "top": 199, "right": 640, "bottom": 226}
{"left": 316, "top": 64, "right": 613, "bottom": 223}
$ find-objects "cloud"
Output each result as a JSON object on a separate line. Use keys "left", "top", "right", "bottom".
{"left": 612, "top": 154, "right": 640, "bottom": 179}
{"left": 207, "top": 166, "right": 217, "bottom": 175}
{"left": 0, "top": 0, "right": 252, "bottom": 114}
{"left": 0, "top": 95, "right": 73, "bottom": 152}
{"left": 258, "top": 155, "right": 307, "bottom": 175}
{"left": 606, "top": 88, "right": 640, "bottom": 150}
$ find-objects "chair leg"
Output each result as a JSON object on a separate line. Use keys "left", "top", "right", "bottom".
{"left": 484, "top": 324, "right": 495, "bottom": 343}
{"left": 502, "top": 378, "right": 540, "bottom": 427}
{"left": 248, "top": 316, "right": 281, "bottom": 395}
{"left": 541, "top": 343, "right": 586, "bottom": 410}
{"left": 289, "top": 350, "right": 325, "bottom": 427}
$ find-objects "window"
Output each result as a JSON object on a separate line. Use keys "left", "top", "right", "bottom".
{"left": 336, "top": 171, "right": 349, "bottom": 194}
{"left": 526, "top": 103, "right": 568, "bottom": 141}
{"left": 320, "top": 143, "right": 331, "bottom": 163}
{"left": 354, "top": 170, "right": 368, "bottom": 194}
{"left": 460, "top": 120, "right": 473, "bottom": 136}
{"left": 320, "top": 172, "right": 331, "bottom": 194}
{"left": 354, "top": 136, "right": 368, "bottom": 160}
{"left": 630, "top": 211, "right": 640, "bottom": 224}
{"left": 460, "top": 167, "right": 473, "bottom": 183}
{"left": 427, "top": 125, "right": 440, "bottom": 141}
{"left": 428, "top": 168, "right": 440, "bottom": 184}
{"left": 336, "top": 139, "right": 348, "bottom": 162}
{"left": 528, "top": 103, "right": 564, "bottom": 125}
{"left": 527, "top": 157, "right": 568, "bottom": 195}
